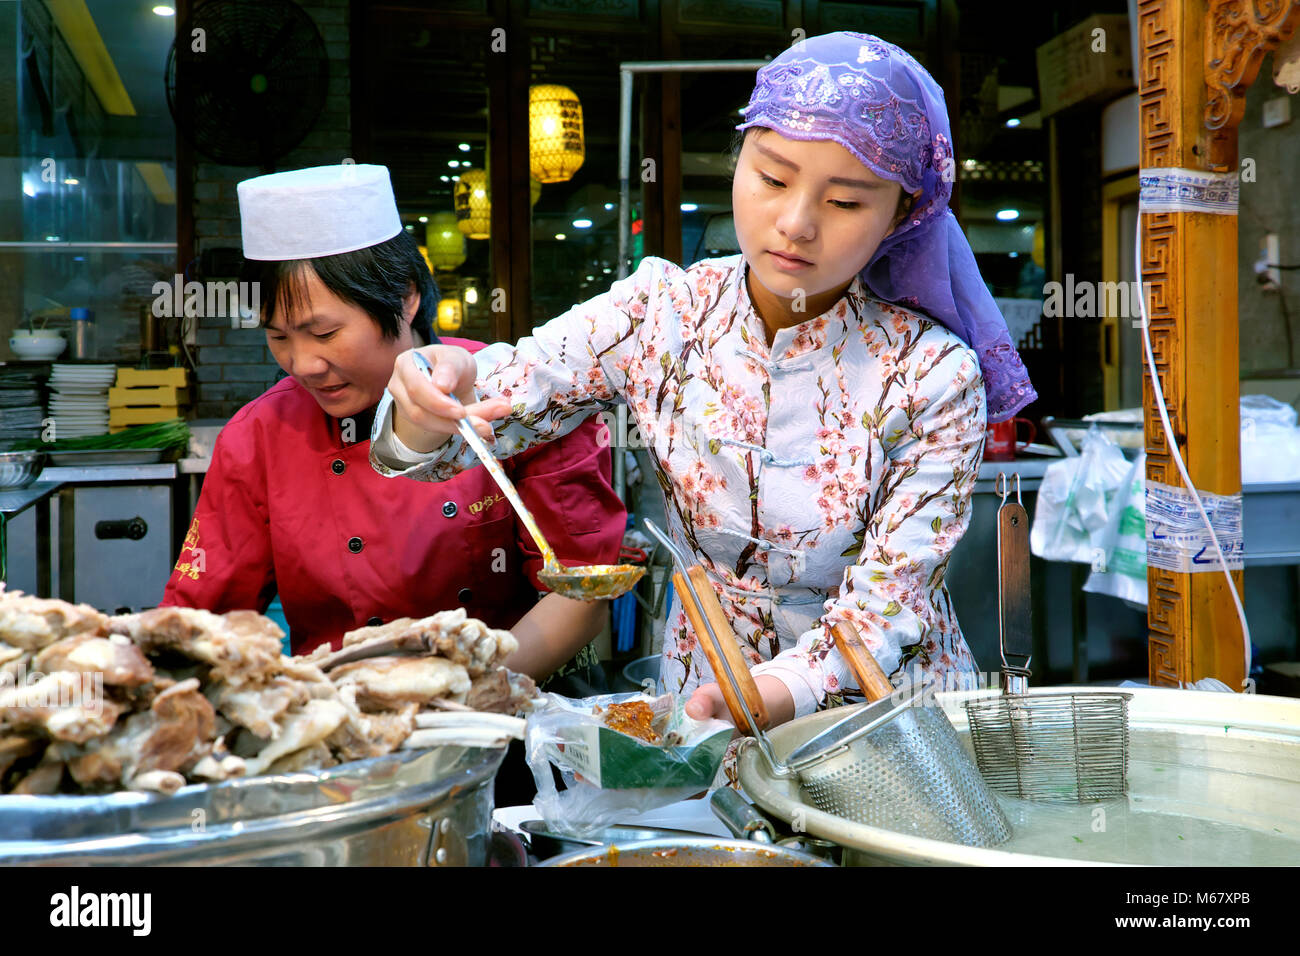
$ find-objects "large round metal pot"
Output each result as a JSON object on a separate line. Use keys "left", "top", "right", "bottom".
{"left": 0, "top": 744, "right": 506, "bottom": 866}
{"left": 536, "top": 836, "right": 834, "bottom": 867}
{"left": 739, "top": 687, "right": 1300, "bottom": 866}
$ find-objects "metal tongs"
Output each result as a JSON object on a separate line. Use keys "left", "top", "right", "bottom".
{"left": 408, "top": 350, "right": 643, "bottom": 600}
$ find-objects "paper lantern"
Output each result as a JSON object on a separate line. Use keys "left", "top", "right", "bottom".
{"left": 529, "top": 85, "right": 585, "bottom": 184}
{"left": 530, "top": 176, "right": 542, "bottom": 207}
{"left": 436, "top": 296, "right": 463, "bottom": 332}
{"left": 455, "top": 169, "right": 490, "bottom": 239}
{"left": 425, "top": 211, "right": 466, "bottom": 269}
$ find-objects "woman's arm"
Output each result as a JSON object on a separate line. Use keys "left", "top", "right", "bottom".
{"left": 504, "top": 592, "right": 609, "bottom": 680}
{"left": 689, "top": 338, "right": 987, "bottom": 724}
{"left": 370, "top": 259, "right": 661, "bottom": 482}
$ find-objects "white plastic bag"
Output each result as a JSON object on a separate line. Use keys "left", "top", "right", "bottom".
{"left": 1029, "top": 427, "right": 1132, "bottom": 563}
{"left": 1083, "top": 451, "right": 1147, "bottom": 605}
{"left": 1241, "top": 394, "right": 1300, "bottom": 483}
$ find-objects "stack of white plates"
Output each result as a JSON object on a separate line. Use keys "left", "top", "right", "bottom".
{"left": 48, "top": 364, "right": 117, "bottom": 439}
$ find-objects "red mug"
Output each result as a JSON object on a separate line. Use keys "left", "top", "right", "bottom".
{"left": 984, "top": 417, "right": 1036, "bottom": 461}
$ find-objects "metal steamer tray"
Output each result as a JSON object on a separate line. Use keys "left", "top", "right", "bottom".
{"left": 0, "top": 745, "right": 506, "bottom": 866}
{"left": 46, "top": 448, "right": 171, "bottom": 466}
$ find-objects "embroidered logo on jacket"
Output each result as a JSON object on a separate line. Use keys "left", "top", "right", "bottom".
{"left": 173, "top": 518, "right": 206, "bottom": 580}
{"left": 468, "top": 493, "right": 506, "bottom": 516}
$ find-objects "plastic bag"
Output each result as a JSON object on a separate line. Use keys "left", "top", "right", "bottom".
{"left": 524, "top": 691, "right": 733, "bottom": 837}
{"left": 1083, "top": 451, "right": 1147, "bottom": 605}
{"left": 1241, "top": 394, "right": 1300, "bottom": 483}
{"left": 1030, "top": 427, "right": 1133, "bottom": 563}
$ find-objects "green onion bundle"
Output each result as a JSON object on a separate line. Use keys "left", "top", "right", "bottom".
{"left": 16, "top": 418, "right": 190, "bottom": 452}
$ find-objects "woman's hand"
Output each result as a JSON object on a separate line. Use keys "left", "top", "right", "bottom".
{"left": 684, "top": 675, "right": 796, "bottom": 730}
{"left": 388, "top": 345, "right": 512, "bottom": 453}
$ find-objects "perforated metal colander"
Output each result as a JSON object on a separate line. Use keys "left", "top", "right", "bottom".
{"left": 784, "top": 689, "right": 1012, "bottom": 847}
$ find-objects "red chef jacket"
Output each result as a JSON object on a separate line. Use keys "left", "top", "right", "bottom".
{"left": 162, "top": 337, "right": 626, "bottom": 656}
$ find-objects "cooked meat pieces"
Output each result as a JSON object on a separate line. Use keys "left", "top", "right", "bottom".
{"left": 128, "top": 769, "right": 186, "bottom": 794}
{"left": 11, "top": 757, "right": 65, "bottom": 795}
{"left": 0, "top": 590, "right": 108, "bottom": 651}
{"left": 323, "top": 609, "right": 517, "bottom": 676}
{"left": 0, "top": 641, "right": 24, "bottom": 667}
{"left": 330, "top": 656, "right": 472, "bottom": 711}
{"left": 241, "top": 699, "right": 348, "bottom": 777}
{"left": 111, "top": 607, "right": 283, "bottom": 687}
{"left": 265, "top": 742, "right": 337, "bottom": 775}
{"left": 326, "top": 701, "right": 418, "bottom": 762}
{"left": 62, "top": 679, "right": 215, "bottom": 789}
{"left": 463, "top": 667, "right": 536, "bottom": 715}
{"left": 33, "top": 634, "right": 154, "bottom": 687}
{"left": 206, "top": 675, "right": 311, "bottom": 739}
{"left": 0, "top": 671, "right": 126, "bottom": 743}
{"left": 0, "top": 735, "right": 43, "bottom": 778}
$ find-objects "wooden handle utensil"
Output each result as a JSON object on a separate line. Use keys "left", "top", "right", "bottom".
{"left": 831, "top": 622, "right": 895, "bottom": 703}
{"left": 673, "top": 567, "right": 768, "bottom": 732}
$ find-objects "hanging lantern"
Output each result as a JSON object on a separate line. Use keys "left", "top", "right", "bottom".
{"left": 425, "top": 211, "right": 466, "bottom": 269}
{"left": 436, "top": 296, "right": 463, "bottom": 332}
{"left": 530, "top": 176, "right": 542, "bottom": 207}
{"left": 529, "top": 84, "right": 585, "bottom": 183}
{"left": 455, "top": 169, "right": 490, "bottom": 239}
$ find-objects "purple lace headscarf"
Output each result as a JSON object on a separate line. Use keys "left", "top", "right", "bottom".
{"left": 736, "top": 31, "right": 1037, "bottom": 422}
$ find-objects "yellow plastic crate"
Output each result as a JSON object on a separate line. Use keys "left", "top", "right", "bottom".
{"left": 115, "top": 367, "right": 188, "bottom": 389}
{"left": 108, "top": 385, "right": 190, "bottom": 408}
{"left": 109, "top": 406, "right": 181, "bottom": 427}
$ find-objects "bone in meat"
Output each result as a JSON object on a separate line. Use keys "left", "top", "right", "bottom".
{"left": 0, "top": 641, "right": 24, "bottom": 666}
{"left": 206, "top": 675, "right": 310, "bottom": 739}
{"left": 10, "top": 757, "right": 65, "bottom": 794}
{"left": 0, "top": 671, "right": 125, "bottom": 743}
{"left": 0, "top": 734, "right": 42, "bottom": 779}
{"left": 0, "top": 590, "right": 107, "bottom": 651}
{"left": 242, "top": 699, "right": 348, "bottom": 777}
{"left": 34, "top": 634, "right": 154, "bottom": 687}
{"left": 330, "top": 656, "right": 472, "bottom": 711}
{"left": 112, "top": 606, "right": 282, "bottom": 687}
{"left": 128, "top": 769, "right": 186, "bottom": 794}
{"left": 63, "top": 679, "right": 214, "bottom": 788}
{"left": 326, "top": 700, "right": 418, "bottom": 762}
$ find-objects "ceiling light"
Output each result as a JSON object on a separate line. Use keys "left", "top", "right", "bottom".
{"left": 572, "top": 218, "right": 593, "bottom": 229}
{"left": 458, "top": 143, "right": 471, "bottom": 152}
{"left": 153, "top": 5, "right": 175, "bottom": 16}
{"left": 996, "top": 209, "right": 1020, "bottom": 221}
{"left": 63, "top": 178, "right": 79, "bottom": 186}
{"left": 555, "top": 233, "right": 566, "bottom": 240}
{"left": 1005, "top": 118, "right": 1021, "bottom": 128}
{"left": 680, "top": 203, "right": 698, "bottom": 212}
{"left": 418, "top": 216, "right": 428, "bottom": 223}
{"left": 604, "top": 202, "right": 614, "bottom": 210}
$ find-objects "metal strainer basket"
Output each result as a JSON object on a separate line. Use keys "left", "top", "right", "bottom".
{"left": 963, "top": 473, "right": 1131, "bottom": 802}
{"left": 643, "top": 519, "right": 1011, "bottom": 849}
{"left": 786, "top": 687, "right": 1012, "bottom": 846}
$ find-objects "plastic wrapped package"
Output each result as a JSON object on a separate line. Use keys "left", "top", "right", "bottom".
{"left": 1030, "top": 427, "right": 1133, "bottom": 563}
{"left": 524, "top": 691, "right": 733, "bottom": 837}
{"left": 1083, "top": 452, "right": 1148, "bottom": 606}
{"left": 1241, "top": 395, "right": 1300, "bottom": 483}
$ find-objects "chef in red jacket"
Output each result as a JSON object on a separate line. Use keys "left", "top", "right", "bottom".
{"left": 162, "top": 163, "right": 626, "bottom": 681}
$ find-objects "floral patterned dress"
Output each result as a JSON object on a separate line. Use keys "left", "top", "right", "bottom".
{"left": 371, "top": 254, "right": 985, "bottom": 719}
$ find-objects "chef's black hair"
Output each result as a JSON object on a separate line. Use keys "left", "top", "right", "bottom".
{"left": 246, "top": 228, "right": 439, "bottom": 344}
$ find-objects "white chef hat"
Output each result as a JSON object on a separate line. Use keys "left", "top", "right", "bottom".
{"left": 237, "top": 163, "right": 404, "bottom": 261}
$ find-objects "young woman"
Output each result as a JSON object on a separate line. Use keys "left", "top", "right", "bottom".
{"left": 369, "top": 33, "right": 1037, "bottom": 727}
{"left": 163, "top": 164, "right": 626, "bottom": 685}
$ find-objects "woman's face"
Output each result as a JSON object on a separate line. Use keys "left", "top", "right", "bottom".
{"left": 264, "top": 266, "right": 415, "bottom": 418}
{"left": 732, "top": 129, "right": 906, "bottom": 307}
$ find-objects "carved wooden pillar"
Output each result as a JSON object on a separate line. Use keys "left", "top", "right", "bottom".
{"left": 1138, "top": 0, "right": 1300, "bottom": 688}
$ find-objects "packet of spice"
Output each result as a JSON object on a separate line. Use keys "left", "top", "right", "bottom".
{"left": 528, "top": 691, "right": 732, "bottom": 792}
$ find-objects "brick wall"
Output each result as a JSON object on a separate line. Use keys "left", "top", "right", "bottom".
{"left": 190, "top": 0, "right": 351, "bottom": 419}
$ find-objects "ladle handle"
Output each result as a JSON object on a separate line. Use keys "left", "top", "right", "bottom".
{"left": 830, "top": 622, "right": 894, "bottom": 703}
{"left": 673, "top": 569, "right": 768, "bottom": 732}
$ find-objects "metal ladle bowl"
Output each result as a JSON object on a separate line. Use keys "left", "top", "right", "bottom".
{"left": 409, "top": 350, "right": 643, "bottom": 601}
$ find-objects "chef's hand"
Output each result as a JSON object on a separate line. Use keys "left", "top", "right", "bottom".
{"left": 684, "top": 676, "right": 796, "bottom": 730}
{"left": 388, "top": 345, "right": 512, "bottom": 454}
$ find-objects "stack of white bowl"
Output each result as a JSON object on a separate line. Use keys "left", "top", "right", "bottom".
{"left": 48, "top": 364, "right": 116, "bottom": 439}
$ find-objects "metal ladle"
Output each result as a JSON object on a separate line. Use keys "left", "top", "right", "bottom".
{"left": 409, "top": 350, "right": 644, "bottom": 601}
